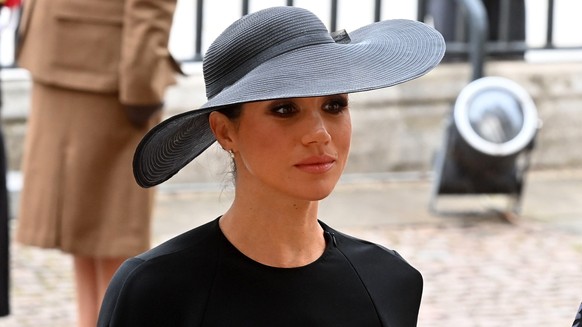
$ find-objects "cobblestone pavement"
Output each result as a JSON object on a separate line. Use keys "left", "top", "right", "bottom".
{"left": 2, "top": 170, "right": 582, "bottom": 327}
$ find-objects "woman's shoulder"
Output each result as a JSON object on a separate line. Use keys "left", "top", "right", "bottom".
{"left": 137, "top": 217, "right": 221, "bottom": 261}
{"left": 321, "top": 222, "right": 423, "bottom": 326}
{"left": 97, "top": 219, "right": 222, "bottom": 326}
{"left": 321, "top": 221, "right": 422, "bottom": 280}
{"left": 116, "top": 218, "right": 222, "bottom": 286}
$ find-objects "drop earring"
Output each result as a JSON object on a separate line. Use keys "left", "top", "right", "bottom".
{"left": 228, "top": 150, "right": 235, "bottom": 159}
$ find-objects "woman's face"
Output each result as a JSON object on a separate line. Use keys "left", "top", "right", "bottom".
{"left": 220, "top": 94, "right": 351, "bottom": 202}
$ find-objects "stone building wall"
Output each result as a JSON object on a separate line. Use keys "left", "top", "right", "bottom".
{"left": 2, "top": 61, "right": 582, "bottom": 185}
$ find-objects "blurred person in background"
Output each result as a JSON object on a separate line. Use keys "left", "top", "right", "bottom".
{"left": 0, "top": 79, "right": 9, "bottom": 319}
{"left": 14, "top": 0, "right": 180, "bottom": 326}
{"left": 0, "top": 0, "right": 22, "bottom": 318}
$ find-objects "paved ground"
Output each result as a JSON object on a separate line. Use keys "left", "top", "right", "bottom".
{"left": 2, "top": 169, "right": 582, "bottom": 327}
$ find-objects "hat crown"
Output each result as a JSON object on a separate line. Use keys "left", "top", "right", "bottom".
{"left": 203, "top": 6, "right": 332, "bottom": 99}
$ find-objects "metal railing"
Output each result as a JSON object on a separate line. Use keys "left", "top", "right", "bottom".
{"left": 1, "top": 0, "right": 581, "bottom": 69}
{"left": 417, "top": 0, "right": 575, "bottom": 81}
{"left": 418, "top": 0, "right": 565, "bottom": 52}
{"left": 189, "top": 0, "right": 384, "bottom": 62}
{"left": 187, "top": 0, "right": 581, "bottom": 65}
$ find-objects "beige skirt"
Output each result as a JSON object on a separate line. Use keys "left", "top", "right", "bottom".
{"left": 16, "top": 82, "right": 160, "bottom": 258}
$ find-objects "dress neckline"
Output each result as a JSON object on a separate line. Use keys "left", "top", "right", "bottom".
{"left": 214, "top": 217, "right": 335, "bottom": 271}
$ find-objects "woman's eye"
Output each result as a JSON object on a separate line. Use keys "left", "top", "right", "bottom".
{"left": 324, "top": 99, "right": 348, "bottom": 114}
{"left": 271, "top": 104, "right": 297, "bottom": 116}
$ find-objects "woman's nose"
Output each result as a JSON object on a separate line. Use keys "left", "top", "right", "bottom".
{"left": 301, "top": 112, "right": 331, "bottom": 145}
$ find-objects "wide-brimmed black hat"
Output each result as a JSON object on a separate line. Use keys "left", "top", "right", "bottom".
{"left": 134, "top": 6, "right": 445, "bottom": 187}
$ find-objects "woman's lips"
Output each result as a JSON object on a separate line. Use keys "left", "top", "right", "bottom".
{"left": 294, "top": 155, "right": 336, "bottom": 173}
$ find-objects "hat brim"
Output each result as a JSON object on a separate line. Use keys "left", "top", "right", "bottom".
{"left": 134, "top": 19, "right": 445, "bottom": 187}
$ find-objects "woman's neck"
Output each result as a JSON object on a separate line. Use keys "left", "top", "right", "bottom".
{"left": 219, "top": 194, "right": 326, "bottom": 268}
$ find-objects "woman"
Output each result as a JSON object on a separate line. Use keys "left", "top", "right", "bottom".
{"left": 98, "top": 6, "right": 445, "bottom": 327}
{"left": 16, "top": 0, "right": 179, "bottom": 326}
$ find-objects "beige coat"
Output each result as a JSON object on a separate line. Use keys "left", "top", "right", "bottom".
{"left": 16, "top": 0, "right": 180, "bottom": 257}
{"left": 18, "top": 0, "right": 181, "bottom": 104}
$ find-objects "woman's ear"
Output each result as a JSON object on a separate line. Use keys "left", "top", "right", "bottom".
{"left": 209, "top": 111, "right": 236, "bottom": 150}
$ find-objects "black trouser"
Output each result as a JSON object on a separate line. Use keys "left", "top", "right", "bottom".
{"left": 0, "top": 123, "right": 9, "bottom": 317}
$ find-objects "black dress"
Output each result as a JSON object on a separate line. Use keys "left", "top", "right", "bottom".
{"left": 573, "top": 302, "right": 582, "bottom": 327}
{"left": 98, "top": 218, "right": 422, "bottom": 327}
